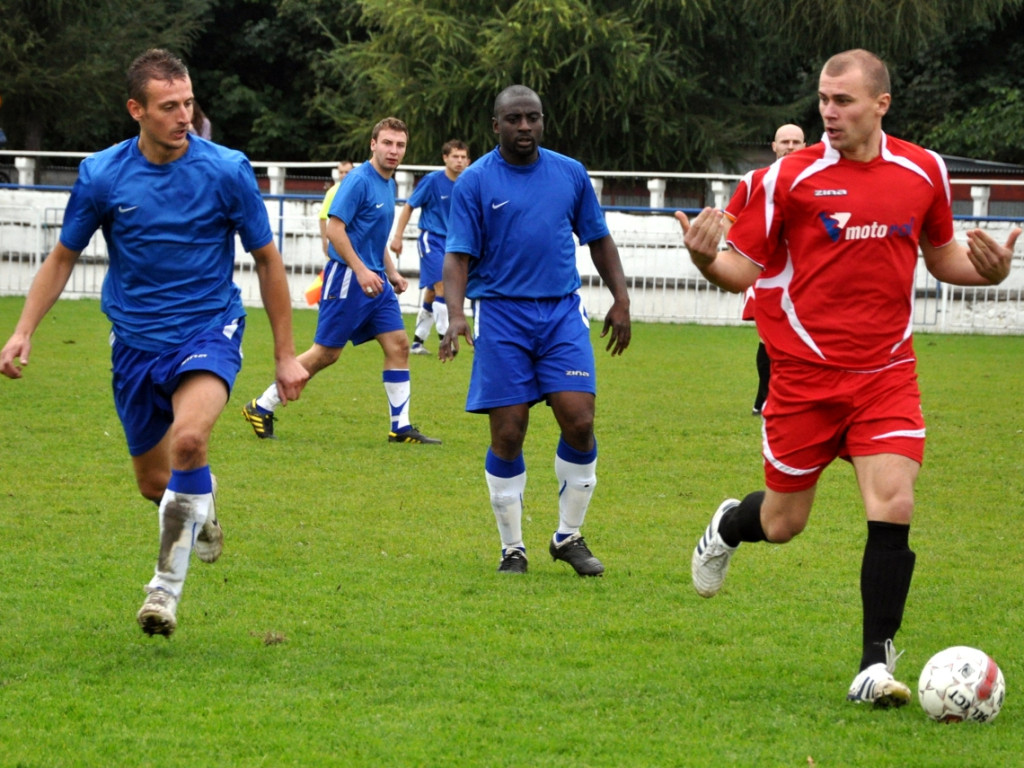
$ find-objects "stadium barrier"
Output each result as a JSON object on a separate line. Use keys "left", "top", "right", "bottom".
{"left": 1, "top": 158, "right": 1022, "bottom": 335}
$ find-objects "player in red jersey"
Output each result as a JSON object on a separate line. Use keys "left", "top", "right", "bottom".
{"left": 726, "top": 124, "right": 806, "bottom": 415}
{"left": 677, "top": 49, "right": 1020, "bottom": 707}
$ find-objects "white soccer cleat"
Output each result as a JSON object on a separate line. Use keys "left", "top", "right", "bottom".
{"left": 194, "top": 474, "right": 223, "bottom": 563}
{"left": 847, "top": 639, "right": 912, "bottom": 708}
{"left": 691, "top": 499, "right": 740, "bottom": 597}
{"left": 137, "top": 587, "right": 179, "bottom": 637}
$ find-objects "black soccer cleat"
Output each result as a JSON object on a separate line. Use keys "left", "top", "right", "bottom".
{"left": 388, "top": 426, "right": 441, "bottom": 444}
{"left": 242, "top": 399, "right": 276, "bottom": 439}
{"left": 497, "top": 548, "right": 528, "bottom": 574}
{"left": 549, "top": 533, "right": 604, "bottom": 576}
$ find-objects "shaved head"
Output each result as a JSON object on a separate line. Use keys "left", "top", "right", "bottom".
{"left": 822, "top": 49, "right": 891, "bottom": 97}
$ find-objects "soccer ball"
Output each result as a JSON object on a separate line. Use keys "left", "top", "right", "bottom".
{"left": 918, "top": 646, "right": 1005, "bottom": 723}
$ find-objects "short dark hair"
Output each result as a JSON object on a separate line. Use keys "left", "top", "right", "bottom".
{"left": 372, "top": 117, "right": 408, "bottom": 141}
{"left": 822, "top": 49, "right": 891, "bottom": 97}
{"left": 493, "top": 85, "right": 541, "bottom": 117}
{"left": 442, "top": 139, "right": 468, "bottom": 156}
{"left": 127, "top": 49, "right": 189, "bottom": 106}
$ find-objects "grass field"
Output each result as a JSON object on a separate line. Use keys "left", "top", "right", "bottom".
{"left": 1, "top": 296, "right": 1023, "bottom": 767}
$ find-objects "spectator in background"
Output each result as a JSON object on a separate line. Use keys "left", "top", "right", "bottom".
{"left": 190, "top": 101, "right": 212, "bottom": 140}
{"left": 319, "top": 160, "right": 354, "bottom": 257}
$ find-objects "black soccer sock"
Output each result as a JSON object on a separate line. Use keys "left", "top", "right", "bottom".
{"left": 859, "top": 521, "right": 915, "bottom": 670}
{"left": 718, "top": 491, "right": 767, "bottom": 548}
{"left": 754, "top": 343, "right": 770, "bottom": 411}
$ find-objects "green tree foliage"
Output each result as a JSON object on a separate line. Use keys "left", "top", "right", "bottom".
{"left": 889, "top": 7, "right": 1024, "bottom": 164}
{"left": 306, "top": 0, "right": 1024, "bottom": 170}
{"left": 3, "top": 0, "right": 1023, "bottom": 167}
{"left": 183, "top": 0, "right": 356, "bottom": 159}
{"left": 309, "top": 0, "right": 771, "bottom": 170}
{"left": 0, "top": 0, "right": 212, "bottom": 150}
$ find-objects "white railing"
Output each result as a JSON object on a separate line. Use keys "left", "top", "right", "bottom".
{"left": 2, "top": 153, "right": 1022, "bottom": 334}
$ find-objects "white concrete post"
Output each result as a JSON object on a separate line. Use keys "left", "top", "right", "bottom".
{"left": 711, "top": 180, "right": 730, "bottom": 211}
{"left": 971, "top": 185, "right": 991, "bottom": 218}
{"left": 267, "top": 165, "right": 286, "bottom": 196}
{"left": 590, "top": 176, "right": 604, "bottom": 203}
{"left": 395, "top": 170, "right": 414, "bottom": 201}
{"left": 647, "top": 178, "right": 666, "bottom": 209}
{"left": 15, "top": 157, "right": 36, "bottom": 186}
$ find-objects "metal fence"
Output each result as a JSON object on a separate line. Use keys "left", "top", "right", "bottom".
{"left": 1, "top": 185, "right": 1022, "bottom": 335}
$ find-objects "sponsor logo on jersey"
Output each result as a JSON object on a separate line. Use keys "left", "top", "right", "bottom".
{"left": 818, "top": 212, "right": 915, "bottom": 243}
{"left": 564, "top": 369, "right": 591, "bottom": 377}
{"left": 814, "top": 189, "right": 847, "bottom": 197}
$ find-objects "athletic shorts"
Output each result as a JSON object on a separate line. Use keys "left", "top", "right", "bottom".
{"left": 315, "top": 260, "right": 404, "bottom": 348}
{"left": 761, "top": 359, "right": 925, "bottom": 493}
{"left": 466, "top": 293, "right": 595, "bottom": 413}
{"left": 111, "top": 318, "right": 245, "bottom": 457}
{"left": 417, "top": 230, "right": 445, "bottom": 289}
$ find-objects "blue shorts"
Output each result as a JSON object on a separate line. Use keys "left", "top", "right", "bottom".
{"left": 111, "top": 318, "right": 245, "bottom": 457}
{"left": 315, "top": 260, "right": 405, "bottom": 347}
{"left": 466, "top": 294, "right": 595, "bottom": 413}
{"left": 417, "top": 230, "right": 445, "bottom": 289}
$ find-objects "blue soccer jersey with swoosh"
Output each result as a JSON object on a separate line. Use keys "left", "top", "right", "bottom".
{"left": 446, "top": 147, "right": 609, "bottom": 299}
{"left": 59, "top": 136, "right": 271, "bottom": 353}
{"left": 326, "top": 160, "right": 396, "bottom": 272}
{"left": 407, "top": 169, "right": 454, "bottom": 237}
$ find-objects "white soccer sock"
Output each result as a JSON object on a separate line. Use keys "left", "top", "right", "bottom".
{"left": 383, "top": 370, "right": 411, "bottom": 431}
{"left": 147, "top": 490, "right": 211, "bottom": 599}
{"left": 433, "top": 299, "right": 449, "bottom": 337}
{"left": 486, "top": 469, "right": 527, "bottom": 551}
{"left": 414, "top": 303, "right": 434, "bottom": 343}
{"left": 256, "top": 382, "right": 282, "bottom": 412}
{"left": 555, "top": 452, "right": 597, "bottom": 536}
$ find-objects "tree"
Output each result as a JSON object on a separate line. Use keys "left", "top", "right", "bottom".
{"left": 184, "top": 0, "right": 358, "bottom": 160}
{"left": 0, "top": 0, "right": 212, "bottom": 150}
{"left": 306, "top": 0, "right": 1024, "bottom": 171}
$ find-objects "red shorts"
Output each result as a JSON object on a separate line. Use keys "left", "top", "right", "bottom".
{"left": 761, "top": 360, "right": 925, "bottom": 493}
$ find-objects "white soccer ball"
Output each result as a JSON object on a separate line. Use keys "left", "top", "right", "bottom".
{"left": 918, "top": 646, "right": 1005, "bottom": 723}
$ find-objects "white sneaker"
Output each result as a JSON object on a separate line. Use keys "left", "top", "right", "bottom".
{"left": 846, "top": 639, "right": 911, "bottom": 708}
{"left": 691, "top": 499, "right": 739, "bottom": 597}
{"left": 194, "top": 474, "right": 223, "bottom": 563}
{"left": 137, "top": 587, "right": 178, "bottom": 637}
{"left": 410, "top": 342, "right": 431, "bottom": 356}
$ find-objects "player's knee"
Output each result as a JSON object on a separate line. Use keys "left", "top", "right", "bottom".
{"left": 762, "top": 513, "right": 807, "bottom": 543}
{"left": 169, "top": 430, "right": 208, "bottom": 469}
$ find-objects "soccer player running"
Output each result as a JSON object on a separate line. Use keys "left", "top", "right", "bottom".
{"left": 0, "top": 49, "right": 309, "bottom": 637}
{"left": 243, "top": 118, "right": 440, "bottom": 444}
{"left": 729, "top": 123, "right": 806, "bottom": 415}
{"left": 389, "top": 140, "right": 470, "bottom": 356}
{"left": 440, "top": 85, "right": 631, "bottom": 576}
{"left": 678, "top": 49, "right": 1020, "bottom": 706}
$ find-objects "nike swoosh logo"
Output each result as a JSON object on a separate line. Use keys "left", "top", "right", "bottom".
{"left": 375, "top": 203, "right": 385, "bottom": 208}
{"left": 118, "top": 205, "right": 139, "bottom": 213}
{"left": 491, "top": 201, "right": 510, "bottom": 209}
{"left": 441, "top": 195, "right": 449, "bottom": 200}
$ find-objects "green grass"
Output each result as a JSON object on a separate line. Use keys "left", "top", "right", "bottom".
{"left": 1, "top": 296, "right": 1023, "bottom": 767}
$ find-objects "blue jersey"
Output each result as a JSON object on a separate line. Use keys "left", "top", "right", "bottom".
{"left": 407, "top": 169, "right": 454, "bottom": 236}
{"left": 327, "top": 160, "right": 396, "bottom": 272}
{"left": 60, "top": 136, "right": 271, "bottom": 353}
{"left": 446, "top": 147, "right": 609, "bottom": 299}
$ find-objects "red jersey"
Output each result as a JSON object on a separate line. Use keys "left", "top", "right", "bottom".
{"left": 727, "top": 133, "right": 955, "bottom": 370}
{"left": 726, "top": 169, "right": 768, "bottom": 323}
